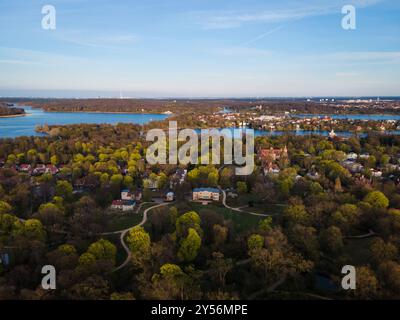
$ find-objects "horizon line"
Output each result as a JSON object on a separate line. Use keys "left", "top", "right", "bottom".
{"left": 1, "top": 95, "right": 400, "bottom": 100}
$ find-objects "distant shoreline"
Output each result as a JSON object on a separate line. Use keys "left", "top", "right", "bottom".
{"left": 29, "top": 108, "right": 171, "bottom": 116}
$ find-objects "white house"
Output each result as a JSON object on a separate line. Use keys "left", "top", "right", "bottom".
{"left": 192, "top": 188, "right": 220, "bottom": 202}
{"left": 111, "top": 200, "right": 123, "bottom": 210}
{"left": 371, "top": 170, "right": 383, "bottom": 178}
{"left": 346, "top": 153, "right": 358, "bottom": 161}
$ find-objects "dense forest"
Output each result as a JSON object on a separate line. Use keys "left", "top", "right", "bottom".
{"left": 1, "top": 98, "right": 399, "bottom": 115}
{"left": 1, "top": 120, "right": 400, "bottom": 299}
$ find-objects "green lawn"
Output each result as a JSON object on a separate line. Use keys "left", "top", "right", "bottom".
{"left": 188, "top": 202, "right": 263, "bottom": 233}
{"left": 104, "top": 212, "right": 143, "bottom": 232}
{"left": 342, "top": 237, "right": 375, "bottom": 266}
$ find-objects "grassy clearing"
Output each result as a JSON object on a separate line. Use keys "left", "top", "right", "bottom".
{"left": 226, "top": 196, "right": 287, "bottom": 216}
{"left": 103, "top": 233, "right": 126, "bottom": 266}
{"left": 342, "top": 237, "right": 375, "bottom": 266}
{"left": 104, "top": 212, "right": 143, "bottom": 232}
{"left": 188, "top": 202, "right": 263, "bottom": 233}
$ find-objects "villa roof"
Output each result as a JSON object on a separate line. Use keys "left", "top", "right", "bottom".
{"left": 193, "top": 188, "right": 220, "bottom": 193}
{"left": 112, "top": 200, "right": 135, "bottom": 206}
{"left": 122, "top": 200, "right": 135, "bottom": 206}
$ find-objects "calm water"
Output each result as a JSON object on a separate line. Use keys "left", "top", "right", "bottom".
{"left": 315, "top": 274, "right": 338, "bottom": 292}
{"left": 2, "top": 106, "right": 400, "bottom": 138}
{"left": 0, "top": 106, "right": 169, "bottom": 138}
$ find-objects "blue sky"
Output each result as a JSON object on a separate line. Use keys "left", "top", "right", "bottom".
{"left": 0, "top": 0, "right": 399, "bottom": 98}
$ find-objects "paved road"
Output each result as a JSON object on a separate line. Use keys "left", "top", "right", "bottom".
{"left": 346, "top": 229, "right": 376, "bottom": 239}
{"left": 112, "top": 201, "right": 173, "bottom": 272}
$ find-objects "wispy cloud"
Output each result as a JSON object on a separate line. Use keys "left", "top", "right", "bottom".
{"left": 335, "top": 71, "right": 358, "bottom": 77}
{"left": 326, "top": 51, "right": 400, "bottom": 63}
{"left": 193, "top": 0, "right": 385, "bottom": 29}
{"left": 242, "top": 25, "right": 285, "bottom": 46}
{"left": 209, "top": 46, "right": 272, "bottom": 57}
{"left": 55, "top": 32, "right": 139, "bottom": 49}
{"left": 0, "top": 47, "right": 91, "bottom": 67}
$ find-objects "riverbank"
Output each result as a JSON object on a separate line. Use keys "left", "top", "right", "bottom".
{"left": 0, "top": 113, "right": 26, "bottom": 118}
{"left": 0, "top": 105, "right": 170, "bottom": 138}
{"left": 29, "top": 107, "right": 172, "bottom": 116}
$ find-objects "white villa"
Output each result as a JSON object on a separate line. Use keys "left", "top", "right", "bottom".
{"left": 192, "top": 188, "right": 220, "bottom": 202}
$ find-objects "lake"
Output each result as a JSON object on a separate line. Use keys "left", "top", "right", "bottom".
{"left": 0, "top": 106, "right": 169, "bottom": 138}
{"left": 2, "top": 106, "right": 400, "bottom": 138}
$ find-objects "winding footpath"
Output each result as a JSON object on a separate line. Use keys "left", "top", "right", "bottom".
{"left": 109, "top": 202, "right": 173, "bottom": 272}
{"left": 219, "top": 187, "right": 271, "bottom": 217}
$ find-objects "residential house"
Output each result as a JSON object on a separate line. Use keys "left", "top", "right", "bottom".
{"left": 258, "top": 146, "right": 288, "bottom": 165}
{"left": 387, "top": 164, "right": 400, "bottom": 172}
{"left": 111, "top": 200, "right": 136, "bottom": 212}
{"left": 134, "top": 191, "right": 142, "bottom": 201}
{"left": 170, "top": 168, "right": 187, "bottom": 188}
{"left": 32, "top": 164, "right": 46, "bottom": 175}
{"left": 111, "top": 200, "right": 124, "bottom": 210}
{"left": 45, "top": 164, "right": 59, "bottom": 175}
{"left": 328, "top": 129, "right": 337, "bottom": 139}
{"left": 121, "top": 189, "right": 134, "bottom": 201}
{"left": 307, "top": 171, "right": 320, "bottom": 180}
{"left": 0, "top": 253, "right": 10, "bottom": 267}
{"left": 18, "top": 164, "right": 32, "bottom": 173}
{"left": 111, "top": 189, "right": 137, "bottom": 211}
{"left": 165, "top": 192, "right": 175, "bottom": 202}
{"left": 342, "top": 161, "right": 364, "bottom": 174}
